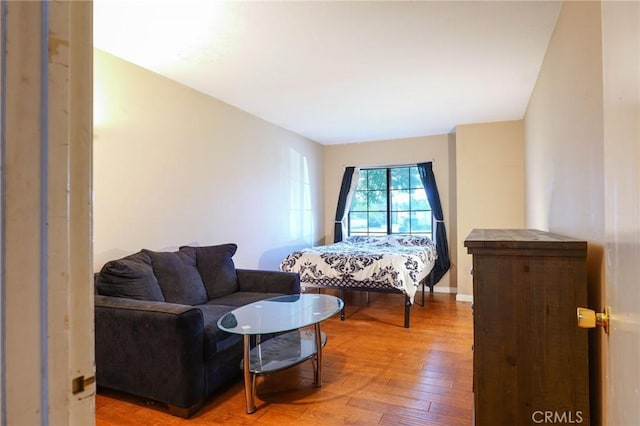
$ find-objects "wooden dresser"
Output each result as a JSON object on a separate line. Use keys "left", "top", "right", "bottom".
{"left": 464, "top": 229, "right": 590, "bottom": 425}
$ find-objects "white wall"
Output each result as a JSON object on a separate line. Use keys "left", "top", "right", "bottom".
{"left": 524, "top": 1, "right": 606, "bottom": 423}
{"left": 323, "top": 134, "right": 455, "bottom": 291}
{"left": 526, "top": 2, "right": 640, "bottom": 425}
{"left": 93, "top": 50, "right": 324, "bottom": 271}
{"left": 455, "top": 120, "right": 526, "bottom": 299}
{"left": 524, "top": 2, "right": 605, "bottom": 240}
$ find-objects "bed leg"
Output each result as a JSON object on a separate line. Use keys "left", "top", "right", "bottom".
{"left": 421, "top": 280, "right": 425, "bottom": 306}
{"left": 340, "top": 288, "right": 345, "bottom": 320}
{"left": 404, "top": 296, "right": 411, "bottom": 328}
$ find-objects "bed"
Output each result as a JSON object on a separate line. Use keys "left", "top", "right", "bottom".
{"left": 279, "top": 234, "right": 437, "bottom": 328}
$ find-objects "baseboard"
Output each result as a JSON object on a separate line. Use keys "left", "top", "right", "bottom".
{"left": 432, "top": 286, "right": 456, "bottom": 294}
{"left": 432, "top": 287, "right": 473, "bottom": 305}
{"left": 456, "top": 294, "right": 473, "bottom": 303}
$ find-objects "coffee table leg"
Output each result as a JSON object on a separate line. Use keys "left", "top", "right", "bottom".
{"left": 243, "top": 335, "right": 256, "bottom": 414}
{"left": 314, "top": 323, "right": 322, "bottom": 387}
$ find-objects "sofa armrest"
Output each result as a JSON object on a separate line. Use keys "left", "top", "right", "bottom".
{"left": 236, "top": 269, "right": 300, "bottom": 294}
{"left": 95, "top": 295, "right": 205, "bottom": 410}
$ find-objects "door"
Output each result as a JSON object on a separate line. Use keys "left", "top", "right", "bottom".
{"left": 601, "top": 2, "right": 640, "bottom": 425}
{"left": 0, "top": 1, "right": 94, "bottom": 424}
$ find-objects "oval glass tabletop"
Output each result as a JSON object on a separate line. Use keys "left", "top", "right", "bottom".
{"left": 217, "top": 294, "right": 343, "bottom": 335}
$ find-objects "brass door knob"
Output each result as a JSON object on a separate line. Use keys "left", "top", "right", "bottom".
{"left": 576, "top": 306, "right": 610, "bottom": 334}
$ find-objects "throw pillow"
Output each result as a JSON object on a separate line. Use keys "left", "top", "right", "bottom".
{"left": 142, "top": 249, "right": 208, "bottom": 305}
{"left": 96, "top": 251, "right": 165, "bottom": 301}
{"left": 179, "top": 244, "right": 239, "bottom": 299}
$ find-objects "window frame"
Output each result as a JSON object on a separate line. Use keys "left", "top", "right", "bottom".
{"left": 347, "top": 166, "right": 434, "bottom": 239}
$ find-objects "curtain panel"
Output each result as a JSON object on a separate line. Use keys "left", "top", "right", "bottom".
{"left": 333, "top": 167, "right": 359, "bottom": 242}
{"left": 417, "top": 162, "right": 451, "bottom": 286}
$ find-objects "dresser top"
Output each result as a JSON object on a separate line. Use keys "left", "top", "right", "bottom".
{"left": 464, "top": 228, "right": 587, "bottom": 252}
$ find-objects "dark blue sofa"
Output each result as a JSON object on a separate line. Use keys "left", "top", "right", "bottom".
{"left": 94, "top": 243, "right": 300, "bottom": 417}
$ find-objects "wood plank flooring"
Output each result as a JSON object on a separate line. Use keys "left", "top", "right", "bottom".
{"left": 95, "top": 291, "right": 473, "bottom": 425}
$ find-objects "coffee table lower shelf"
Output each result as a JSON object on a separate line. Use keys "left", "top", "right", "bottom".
{"left": 241, "top": 326, "right": 327, "bottom": 413}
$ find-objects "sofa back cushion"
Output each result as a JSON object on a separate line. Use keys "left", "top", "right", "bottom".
{"left": 179, "top": 244, "right": 238, "bottom": 299}
{"left": 96, "top": 251, "right": 165, "bottom": 302}
{"left": 142, "top": 249, "right": 208, "bottom": 305}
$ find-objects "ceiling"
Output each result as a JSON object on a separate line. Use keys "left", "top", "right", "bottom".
{"left": 93, "top": 1, "right": 561, "bottom": 145}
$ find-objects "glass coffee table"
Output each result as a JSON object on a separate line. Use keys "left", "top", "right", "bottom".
{"left": 218, "top": 294, "right": 343, "bottom": 414}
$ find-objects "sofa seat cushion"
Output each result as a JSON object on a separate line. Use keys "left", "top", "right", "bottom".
{"left": 197, "top": 304, "right": 242, "bottom": 360}
{"left": 211, "top": 292, "right": 286, "bottom": 307}
{"left": 180, "top": 244, "right": 239, "bottom": 299}
{"left": 96, "top": 251, "right": 165, "bottom": 302}
{"left": 143, "top": 249, "right": 208, "bottom": 305}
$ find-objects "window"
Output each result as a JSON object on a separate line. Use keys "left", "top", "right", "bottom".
{"left": 348, "top": 166, "right": 433, "bottom": 239}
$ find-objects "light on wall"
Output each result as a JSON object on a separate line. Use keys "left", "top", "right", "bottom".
{"left": 93, "top": 77, "right": 106, "bottom": 130}
{"left": 93, "top": 0, "right": 237, "bottom": 70}
{"left": 288, "top": 147, "right": 314, "bottom": 244}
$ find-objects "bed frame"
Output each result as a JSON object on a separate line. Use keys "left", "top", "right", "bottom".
{"left": 302, "top": 276, "right": 433, "bottom": 328}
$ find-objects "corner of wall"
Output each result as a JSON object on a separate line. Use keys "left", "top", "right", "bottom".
{"left": 448, "top": 131, "right": 458, "bottom": 293}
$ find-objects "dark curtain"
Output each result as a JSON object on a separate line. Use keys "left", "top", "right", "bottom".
{"left": 333, "top": 167, "right": 356, "bottom": 243}
{"left": 417, "top": 162, "right": 450, "bottom": 286}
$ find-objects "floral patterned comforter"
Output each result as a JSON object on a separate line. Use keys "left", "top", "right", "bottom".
{"left": 279, "top": 235, "right": 437, "bottom": 303}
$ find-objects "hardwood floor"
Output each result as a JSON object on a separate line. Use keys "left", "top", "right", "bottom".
{"left": 95, "top": 291, "right": 473, "bottom": 425}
